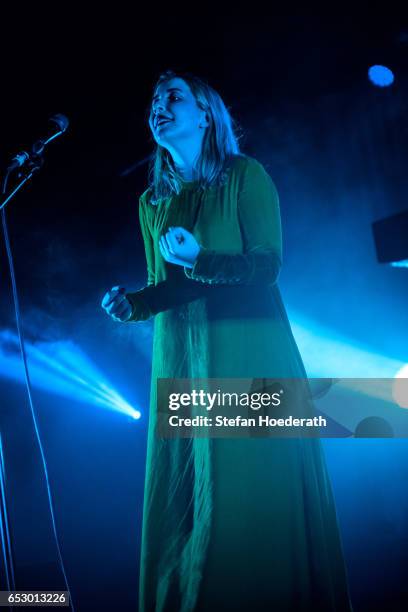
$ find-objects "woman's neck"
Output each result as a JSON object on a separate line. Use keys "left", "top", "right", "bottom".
{"left": 175, "top": 164, "right": 195, "bottom": 181}
{"left": 168, "top": 135, "right": 204, "bottom": 181}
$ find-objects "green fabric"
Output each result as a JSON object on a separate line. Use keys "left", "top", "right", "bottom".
{"left": 127, "top": 156, "right": 353, "bottom": 611}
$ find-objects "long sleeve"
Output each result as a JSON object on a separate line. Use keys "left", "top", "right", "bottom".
{"left": 184, "top": 158, "right": 282, "bottom": 285}
{"left": 125, "top": 191, "right": 210, "bottom": 322}
{"left": 124, "top": 191, "right": 156, "bottom": 322}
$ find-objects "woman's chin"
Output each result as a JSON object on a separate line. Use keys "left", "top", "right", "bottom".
{"left": 155, "top": 131, "right": 173, "bottom": 147}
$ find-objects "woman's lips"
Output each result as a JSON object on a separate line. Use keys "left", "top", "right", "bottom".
{"left": 156, "top": 119, "right": 173, "bottom": 130}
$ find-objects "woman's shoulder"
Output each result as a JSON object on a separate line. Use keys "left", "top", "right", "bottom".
{"left": 229, "top": 154, "right": 269, "bottom": 174}
{"left": 139, "top": 186, "right": 164, "bottom": 215}
{"left": 139, "top": 185, "right": 173, "bottom": 209}
{"left": 137, "top": 187, "right": 158, "bottom": 225}
{"left": 228, "top": 154, "right": 272, "bottom": 183}
{"left": 139, "top": 186, "right": 154, "bottom": 206}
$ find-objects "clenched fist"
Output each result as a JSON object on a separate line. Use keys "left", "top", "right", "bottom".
{"left": 101, "top": 286, "right": 133, "bottom": 322}
{"left": 159, "top": 226, "right": 201, "bottom": 268}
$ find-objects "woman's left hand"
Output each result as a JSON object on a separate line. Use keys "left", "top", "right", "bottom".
{"left": 159, "top": 226, "right": 201, "bottom": 269}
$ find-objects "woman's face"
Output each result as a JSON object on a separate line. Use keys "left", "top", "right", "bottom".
{"left": 149, "top": 77, "right": 208, "bottom": 149}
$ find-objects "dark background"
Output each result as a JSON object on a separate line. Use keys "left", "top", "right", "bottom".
{"left": 0, "top": 10, "right": 408, "bottom": 612}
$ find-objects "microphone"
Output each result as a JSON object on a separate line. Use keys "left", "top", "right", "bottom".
{"left": 49, "top": 114, "right": 69, "bottom": 133}
{"left": 7, "top": 114, "right": 69, "bottom": 172}
{"left": 7, "top": 151, "right": 30, "bottom": 171}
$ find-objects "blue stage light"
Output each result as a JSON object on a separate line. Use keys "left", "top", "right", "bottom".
{"left": 289, "top": 316, "right": 408, "bottom": 434}
{"left": 391, "top": 260, "right": 408, "bottom": 268}
{"left": 368, "top": 65, "right": 394, "bottom": 87}
{"left": 290, "top": 315, "right": 403, "bottom": 379}
{"left": 0, "top": 329, "right": 141, "bottom": 420}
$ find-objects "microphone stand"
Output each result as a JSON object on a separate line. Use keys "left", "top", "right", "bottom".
{"left": 0, "top": 164, "right": 37, "bottom": 604}
{"left": 0, "top": 119, "right": 75, "bottom": 612}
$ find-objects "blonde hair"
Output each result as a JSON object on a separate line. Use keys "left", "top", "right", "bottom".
{"left": 148, "top": 70, "right": 241, "bottom": 203}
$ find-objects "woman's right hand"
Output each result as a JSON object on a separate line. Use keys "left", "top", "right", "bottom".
{"left": 101, "top": 286, "right": 133, "bottom": 322}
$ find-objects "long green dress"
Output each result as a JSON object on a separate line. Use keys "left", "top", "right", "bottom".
{"left": 126, "top": 155, "right": 353, "bottom": 611}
